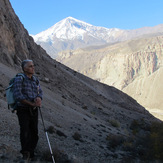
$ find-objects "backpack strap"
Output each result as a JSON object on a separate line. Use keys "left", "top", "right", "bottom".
{"left": 16, "top": 73, "right": 26, "bottom": 80}
{"left": 32, "top": 75, "right": 39, "bottom": 85}
{"left": 32, "top": 76, "right": 40, "bottom": 96}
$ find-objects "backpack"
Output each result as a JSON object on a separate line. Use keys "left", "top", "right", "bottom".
{"left": 5, "top": 73, "right": 25, "bottom": 112}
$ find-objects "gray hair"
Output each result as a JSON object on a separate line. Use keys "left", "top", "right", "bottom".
{"left": 21, "top": 59, "right": 33, "bottom": 71}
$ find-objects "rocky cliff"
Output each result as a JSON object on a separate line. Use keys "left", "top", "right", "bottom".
{"left": 0, "top": 0, "right": 161, "bottom": 162}
{"left": 57, "top": 35, "right": 163, "bottom": 120}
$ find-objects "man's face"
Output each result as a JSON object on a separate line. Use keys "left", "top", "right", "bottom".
{"left": 24, "top": 61, "right": 35, "bottom": 75}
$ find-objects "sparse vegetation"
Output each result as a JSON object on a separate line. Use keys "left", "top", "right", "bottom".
{"left": 130, "top": 118, "right": 150, "bottom": 135}
{"left": 46, "top": 126, "right": 55, "bottom": 134}
{"left": 109, "top": 119, "right": 120, "bottom": 128}
{"left": 82, "top": 105, "right": 88, "bottom": 110}
{"left": 72, "top": 132, "right": 83, "bottom": 142}
{"left": 146, "top": 121, "right": 163, "bottom": 161}
{"left": 106, "top": 134, "right": 125, "bottom": 149}
{"left": 90, "top": 111, "right": 96, "bottom": 115}
{"left": 41, "top": 148, "right": 71, "bottom": 163}
{"left": 105, "top": 121, "right": 163, "bottom": 162}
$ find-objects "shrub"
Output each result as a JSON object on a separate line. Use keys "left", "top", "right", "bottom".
{"left": 127, "top": 121, "right": 163, "bottom": 161}
{"left": 109, "top": 119, "right": 120, "bottom": 128}
{"left": 47, "top": 126, "right": 55, "bottom": 134}
{"left": 148, "top": 121, "right": 163, "bottom": 161}
{"left": 82, "top": 105, "right": 88, "bottom": 110}
{"left": 41, "top": 148, "right": 71, "bottom": 163}
{"left": 106, "top": 134, "right": 125, "bottom": 149}
{"left": 123, "top": 141, "right": 133, "bottom": 151}
{"left": 130, "top": 119, "right": 143, "bottom": 135}
{"left": 72, "top": 132, "right": 83, "bottom": 142}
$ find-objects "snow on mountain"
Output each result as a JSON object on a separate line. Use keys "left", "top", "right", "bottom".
{"left": 32, "top": 17, "right": 163, "bottom": 58}
{"left": 32, "top": 17, "right": 126, "bottom": 58}
{"left": 33, "top": 16, "right": 121, "bottom": 42}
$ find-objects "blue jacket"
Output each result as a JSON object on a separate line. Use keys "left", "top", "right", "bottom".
{"left": 13, "top": 73, "right": 43, "bottom": 107}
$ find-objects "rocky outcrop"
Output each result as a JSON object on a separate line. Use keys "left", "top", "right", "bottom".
{"left": 0, "top": 0, "right": 50, "bottom": 68}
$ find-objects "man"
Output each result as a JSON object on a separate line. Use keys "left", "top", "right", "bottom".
{"left": 13, "top": 59, "right": 43, "bottom": 162}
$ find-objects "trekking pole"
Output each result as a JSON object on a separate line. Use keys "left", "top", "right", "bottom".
{"left": 39, "top": 107, "right": 55, "bottom": 163}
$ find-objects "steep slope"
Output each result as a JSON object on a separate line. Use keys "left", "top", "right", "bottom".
{"left": 123, "top": 67, "right": 163, "bottom": 120}
{"left": 57, "top": 35, "right": 163, "bottom": 120}
{"left": 32, "top": 16, "right": 163, "bottom": 58}
{"left": 0, "top": 0, "right": 161, "bottom": 163}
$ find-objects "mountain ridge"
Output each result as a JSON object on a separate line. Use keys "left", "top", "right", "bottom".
{"left": 32, "top": 16, "right": 163, "bottom": 58}
{"left": 57, "top": 34, "right": 163, "bottom": 120}
{"left": 33, "top": 16, "right": 121, "bottom": 41}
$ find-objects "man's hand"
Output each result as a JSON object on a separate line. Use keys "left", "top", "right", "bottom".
{"left": 34, "top": 97, "right": 42, "bottom": 107}
{"left": 21, "top": 97, "right": 42, "bottom": 107}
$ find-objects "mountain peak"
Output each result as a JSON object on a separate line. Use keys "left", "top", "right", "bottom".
{"left": 33, "top": 16, "right": 116, "bottom": 43}
{"left": 61, "top": 16, "right": 92, "bottom": 26}
{"left": 63, "top": 16, "right": 83, "bottom": 22}
{"left": 32, "top": 17, "right": 163, "bottom": 58}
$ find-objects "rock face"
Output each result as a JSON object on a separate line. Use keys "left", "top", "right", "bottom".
{"left": 0, "top": 0, "right": 160, "bottom": 163}
{"left": 57, "top": 35, "right": 163, "bottom": 120}
{"left": 0, "top": 0, "right": 49, "bottom": 67}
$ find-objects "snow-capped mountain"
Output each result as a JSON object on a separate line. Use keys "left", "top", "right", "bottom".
{"left": 32, "top": 17, "right": 125, "bottom": 58}
{"left": 34, "top": 17, "right": 122, "bottom": 41}
{"left": 32, "top": 17, "right": 163, "bottom": 58}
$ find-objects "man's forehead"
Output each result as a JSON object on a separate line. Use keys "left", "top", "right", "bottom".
{"left": 27, "top": 61, "right": 34, "bottom": 65}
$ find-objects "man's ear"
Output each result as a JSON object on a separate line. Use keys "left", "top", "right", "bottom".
{"left": 23, "top": 67, "right": 27, "bottom": 73}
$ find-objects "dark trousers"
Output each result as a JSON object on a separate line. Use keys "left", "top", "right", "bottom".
{"left": 17, "top": 107, "right": 39, "bottom": 156}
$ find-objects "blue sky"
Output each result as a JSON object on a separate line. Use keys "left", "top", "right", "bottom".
{"left": 10, "top": 0, "right": 163, "bottom": 35}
